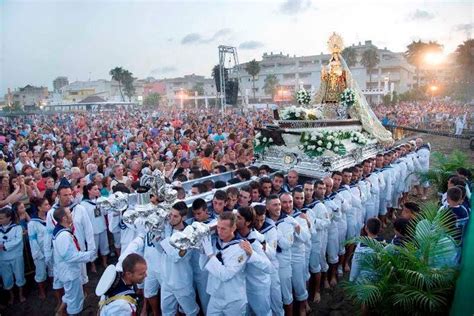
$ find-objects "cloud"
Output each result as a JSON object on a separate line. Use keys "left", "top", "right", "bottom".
{"left": 210, "top": 28, "right": 233, "bottom": 41}
{"left": 239, "top": 41, "right": 264, "bottom": 50}
{"left": 454, "top": 23, "right": 473, "bottom": 32}
{"left": 409, "top": 9, "right": 435, "bottom": 21}
{"left": 150, "top": 66, "right": 177, "bottom": 75}
{"left": 181, "top": 33, "right": 202, "bottom": 44}
{"left": 279, "top": 0, "right": 312, "bottom": 15}
{"left": 181, "top": 29, "right": 233, "bottom": 45}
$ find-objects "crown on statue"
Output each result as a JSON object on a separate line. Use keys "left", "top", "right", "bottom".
{"left": 327, "top": 32, "right": 344, "bottom": 54}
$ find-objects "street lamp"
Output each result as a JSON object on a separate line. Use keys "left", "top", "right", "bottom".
{"left": 424, "top": 52, "right": 444, "bottom": 66}
{"left": 429, "top": 85, "right": 438, "bottom": 101}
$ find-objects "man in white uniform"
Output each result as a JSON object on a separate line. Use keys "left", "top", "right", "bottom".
{"left": 159, "top": 202, "right": 200, "bottom": 316}
{"left": 81, "top": 183, "right": 110, "bottom": 272}
{"left": 99, "top": 253, "right": 148, "bottom": 316}
{"left": 201, "top": 212, "right": 248, "bottom": 315}
{"left": 52, "top": 206, "right": 95, "bottom": 315}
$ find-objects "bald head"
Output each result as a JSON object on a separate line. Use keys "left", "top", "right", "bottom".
{"left": 415, "top": 138, "right": 423, "bottom": 147}
{"left": 323, "top": 176, "right": 333, "bottom": 195}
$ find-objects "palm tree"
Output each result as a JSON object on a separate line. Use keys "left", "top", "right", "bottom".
{"left": 405, "top": 40, "right": 426, "bottom": 87}
{"left": 109, "top": 67, "right": 125, "bottom": 101}
{"left": 263, "top": 74, "right": 279, "bottom": 100}
{"left": 456, "top": 39, "right": 474, "bottom": 84}
{"left": 405, "top": 40, "right": 442, "bottom": 87}
{"left": 122, "top": 70, "right": 135, "bottom": 102}
{"left": 360, "top": 49, "right": 380, "bottom": 89}
{"left": 343, "top": 203, "right": 459, "bottom": 315}
{"left": 342, "top": 47, "right": 358, "bottom": 68}
{"left": 245, "top": 59, "right": 260, "bottom": 101}
{"left": 419, "top": 150, "right": 473, "bottom": 194}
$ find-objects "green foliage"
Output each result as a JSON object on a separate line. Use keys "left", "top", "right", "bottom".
{"left": 398, "top": 87, "right": 428, "bottom": 102}
{"left": 342, "top": 47, "right": 358, "bottom": 68}
{"left": 245, "top": 59, "right": 260, "bottom": 101}
{"left": 192, "top": 82, "right": 205, "bottom": 96}
{"left": 404, "top": 40, "right": 443, "bottom": 87}
{"left": 343, "top": 203, "right": 459, "bottom": 315}
{"left": 122, "top": 70, "right": 136, "bottom": 102}
{"left": 382, "top": 91, "right": 399, "bottom": 106}
{"left": 263, "top": 74, "right": 279, "bottom": 99}
{"left": 144, "top": 93, "right": 161, "bottom": 107}
{"left": 456, "top": 39, "right": 474, "bottom": 84}
{"left": 361, "top": 49, "right": 380, "bottom": 88}
{"left": 110, "top": 67, "right": 125, "bottom": 101}
{"left": 110, "top": 67, "right": 135, "bottom": 102}
{"left": 419, "top": 150, "right": 473, "bottom": 193}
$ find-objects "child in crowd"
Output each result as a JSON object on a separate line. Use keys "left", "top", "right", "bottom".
{"left": 27, "top": 197, "right": 51, "bottom": 299}
{"left": 0, "top": 207, "right": 26, "bottom": 304}
{"left": 349, "top": 217, "right": 382, "bottom": 282}
{"left": 12, "top": 201, "right": 30, "bottom": 232}
{"left": 444, "top": 187, "right": 469, "bottom": 244}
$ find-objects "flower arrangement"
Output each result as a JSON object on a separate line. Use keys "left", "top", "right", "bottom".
{"left": 300, "top": 130, "right": 372, "bottom": 157}
{"left": 306, "top": 108, "right": 323, "bottom": 120}
{"left": 254, "top": 132, "right": 274, "bottom": 153}
{"left": 280, "top": 106, "right": 322, "bottom": 120}
{"left": 296, "top": 88, "right": 311, "bottom": 105}
{"left": 280, "top": 105, "right": 307, "bottom": 120}
{"left": 348, "top": 131, "right": 368, "bottom": 145}
{"left": 340, "top": 88, "right": 357, "bottom": 107}
{"left": 300, "top": 131, "right": 347, "bottom": 157}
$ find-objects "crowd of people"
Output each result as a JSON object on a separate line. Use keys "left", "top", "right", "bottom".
{"left": 374, "top": 100, "right": 472, "bottom": 137}
{"left": 0, "top": 107, "right": 472, "bottom": 316}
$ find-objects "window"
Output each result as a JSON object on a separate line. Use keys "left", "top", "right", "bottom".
{"left": 299, "top": 72, "right": 311, "bottom": 78}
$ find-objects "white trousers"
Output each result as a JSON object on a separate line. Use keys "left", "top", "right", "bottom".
{"left": 161, "top": 285, "right": 199, "bottom": 316}
{"left": 33, "top": 257, "right": 53, "bottom": 283}
{"left": 144, "top": 269, "right": 161, "bottom": 298}
{"left": 207, "top": 297, "right": 247, "bottom": 316}
{"left": 63, "top": 278, "right": 84, "bottom": 315}
{"left": 194, "top": 270, "right": 210, "bottom": 314}
{"left": 247, "top": 288, "right": 271, "bottom": 316}
{"left": 0, "top": 256, "right": 26, "bottom": 290}
{"left": 326, "top": 222, "right": 339, "bottom": 264}
{"left": 337, "top": 219, "right": 347, "bottom": 255}
{"left": 94, "top": 231, "right": 110, "bottom": 256}
{"left": 291, "top": 260, "right": 308, "bottom": 301}
{"left": 269, "top": 269, "right": 284, "bottom": 316}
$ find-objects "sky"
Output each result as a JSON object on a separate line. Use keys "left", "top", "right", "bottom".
{"left": 1, "top": 0, "right": 473, "bottom": 95}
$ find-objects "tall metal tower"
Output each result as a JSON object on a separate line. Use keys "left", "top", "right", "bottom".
{"left": 218, "top": 45, "right": 246, "bottom": 115}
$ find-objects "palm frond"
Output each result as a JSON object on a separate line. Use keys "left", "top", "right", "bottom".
{"left": 343, "top": 200, "right": 459, "bottom": 315}
{"left": 342, "top": 280, "right": 383, "bottom": 307}
{"left": 419, "top": 150, "right": 473, "bottom": 193}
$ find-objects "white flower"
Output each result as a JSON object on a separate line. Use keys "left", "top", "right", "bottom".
{"left": 255, "top": 133, "right": 261, "bottom": 138}
{"left": 304, "top": 134, "right": 309, "bottom": 140}
{"left": 326, "top": 142, "right": 332, "bottom": 149}
{"left": 304, "top": 142, "right": 308, "bottom": 145}
{"left": 269, "top": 138, "right": 273, "bottom": 143}
{"left": 263, "top": 137, "right": 267, "bottom": 142}
{"left": 311, "top": 135, "right": 316, "bottom": 141}
{"left": 255, "top": 140, "right": 260, "bottom": 146}
{"left": 335, "top": 140, "right": 340, "bottom": 145}
{"left": 317, "top": 147, "right": 323, "bottom": 152}
{"left": 295, "top": 112, "right": 300, "bottom": 118}
{"left": 334, "top": 146, "right": 339, "bottom": 152}
{"left": 317, "top": 140, "right": 323, "bottom": 146}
